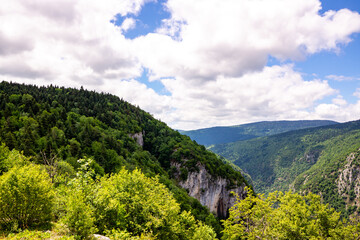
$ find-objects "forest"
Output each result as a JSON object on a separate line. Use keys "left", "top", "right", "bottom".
{"left": 0, "top": 81, "right": 360, "bottom": 239}
{"left": 210, "top": 119, "right": 360, "bottom": 217}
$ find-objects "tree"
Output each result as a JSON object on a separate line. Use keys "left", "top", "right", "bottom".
{"left": 95, "top": 168, "right": 216, "bottom": 239}
{"left": 222, "top": 187, "right": 356, "bottom": 240}
{"left": 0, "top": 164, "right": 54, "bottom": 230}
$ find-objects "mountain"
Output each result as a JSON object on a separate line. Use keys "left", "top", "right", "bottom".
{"left": 210, "top": 120, "right": 360, "bottom": 216}
{"left": 181, "top": 120, "right": 338, "bottom": 146}
{"left": 0, "top": 81, "right": 250, "bottom": 237}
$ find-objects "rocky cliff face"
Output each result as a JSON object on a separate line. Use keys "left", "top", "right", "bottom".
{"left": 336, "top": 150, "right": 360, "bottom": 208}
{"left": 171, "top": 161, "right": 247, "bottom": 218}
{"left": 129, "top": 132, "right": 144, "bottom": 147}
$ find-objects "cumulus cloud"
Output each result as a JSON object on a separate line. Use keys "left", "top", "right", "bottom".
{"left": 0, "top": 0, "right": 144, "bottom": 82}
{"left": 159, "top": 65, "right": 336, "bottom": 129}
{"left": 314, "top": 101, "right": 360, "bottom": 122}
{"left": 134, "top": 0, "right": 360, "bottom": 81}
{"left": 120, "top": 18, "right": 137, "bottom": 32}
{"left": 0, "top": 0, "right": 360, "bottom": 129}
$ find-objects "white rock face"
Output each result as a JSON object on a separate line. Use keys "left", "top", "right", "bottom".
{"left": 93, "top": 234, "right": 111, "bottom": 240}
{"left": 336, "top": 150, "right": 360, "bottom": 207}
{"left": 172, "top": 162, "right": 246, "bottom": 218}
{"left": 129, "top": 131, "right": 144, "bottom": 147}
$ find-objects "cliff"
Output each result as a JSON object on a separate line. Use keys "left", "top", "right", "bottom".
{"left": 129, "top": 131, "right": 144, "bottom": 147}
{"left": 336, "top": 149, "right": 360, "bottom": 210}
{"left": 171, "top": 161, "right": 247, "bottom": 218}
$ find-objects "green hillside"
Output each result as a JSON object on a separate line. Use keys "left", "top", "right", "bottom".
{"left": 0, "top": 81, "right": 249, "bottom": 238}
{"left": 181, "top": 120, "right": 337, "bottom": 146}
{"left": 1, "top": 81, "right": 359, "bottom": 239}
{"left": 210, "top": 120, "right": 360, "bottom": 215}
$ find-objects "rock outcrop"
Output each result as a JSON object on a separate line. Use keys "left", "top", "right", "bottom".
{"left": 336, "top": 150, "right": 360, "bottom": 207}
{"left": 129, "top": 131, "right": 144, "bottom": 147}
{"left": 171, "top": 161, "right": 247, "bottom": 218}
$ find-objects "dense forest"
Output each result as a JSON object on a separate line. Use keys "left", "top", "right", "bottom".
{"left": 1, "top": 81, "right": 360, "bottom": 239}
{"left": 0, "top": 81, "right": 249, "bottom": 239}
{"left": 210, "top": 120, "right": 360, "bottom": 216}
{"left": 181, "top": 120, "right": 337, "bottom": 146}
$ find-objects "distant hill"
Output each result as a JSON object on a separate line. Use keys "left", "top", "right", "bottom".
{"left": 181, "top": 120, "right": 338, "bottom": 146}
{"left": 210, "top": 119, "right": 360, "bottom": 216}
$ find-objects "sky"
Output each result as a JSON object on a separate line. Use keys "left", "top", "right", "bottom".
{"left": 1, "top": 0, "right": 360, "bottom": 130}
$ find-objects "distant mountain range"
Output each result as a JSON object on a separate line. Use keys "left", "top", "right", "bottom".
{"left": 180, "top": 120, "right": 338, "bottom": 146}
{"left": 209, "top": 119, "right": 360, "bottom": 216}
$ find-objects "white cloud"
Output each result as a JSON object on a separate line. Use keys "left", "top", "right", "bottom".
{"left": 135, "top": 0, "right": 360, "bottom": 81}
{"left": 354, "top": 89, "right": 360, "bottom": 98}
{"left": 326, "top": 75, "right": 360, "bottom": 81}
{"left": 158, "top": 65, "right": 336, "bottom": 130}
{"left": 0, "top": 0, "right": 145, "bottom": 82}
{"left": 120, "top": 18, "right": 136, "bottom": 32}
{"left": 332, "top": 95, "right": 347, "bottom": 106}
{"left": 0, "top": 0, "right": 360, "bottom": 129}
{"left": 314, "top": 101, "right": 360, "bottom": 122}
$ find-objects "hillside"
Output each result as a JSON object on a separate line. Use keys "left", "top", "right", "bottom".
{"left": 181, "top": 120, "right": 337, "bottom": 146}
{"left": 210, "top": 120, "right": 360, "bottom": 216}
{"left": 0, "top": 81, "right": 250, "bottom": 238}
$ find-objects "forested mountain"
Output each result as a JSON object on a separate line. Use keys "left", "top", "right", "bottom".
{"left": 181, "top": 120, "right": 337, "bottom": 146}
{"left": 1, "top": 81, "right": 360, "bottom": 239}
{"left": 210, "top": 119, "right": 360, "bottom": 216}
{"left": 0, "top": 81, "right": 250, "bottom": 239}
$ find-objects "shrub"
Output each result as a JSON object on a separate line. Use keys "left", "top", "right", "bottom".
{"left": 61, "top": 189, "right": 97, "bottom": 239}
{"left": 0, "top": 164, "right": 54, "bottom": 231}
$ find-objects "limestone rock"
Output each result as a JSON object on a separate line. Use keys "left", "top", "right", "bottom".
{"left": 129, "top": 131, "right": 144, "bottom": 147}
{"left": 171, "top": 161, "right": 246, "bottom": 218}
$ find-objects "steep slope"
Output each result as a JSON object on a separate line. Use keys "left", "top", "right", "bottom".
{"left": 181, "top": 120, "right": 337, "bottom": 146}
{"left": 0, "top": 81, "right": 249, "bottom": 225}
{"left": 210, "top": 120, "right": 360, "bottom": 215}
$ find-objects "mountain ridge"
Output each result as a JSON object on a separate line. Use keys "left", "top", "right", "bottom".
{"left": 210, "top": 119, "right": 360, "bottom": 216}
{"left": 181, "top": 120, "right": 338, "bottom": 146}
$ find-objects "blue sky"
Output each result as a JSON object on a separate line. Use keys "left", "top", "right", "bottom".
{"left": 1, "top": 0, "right": 360, "bottom": 129}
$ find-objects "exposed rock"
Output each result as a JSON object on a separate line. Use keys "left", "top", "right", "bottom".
{"left": 129, "top": 131, "right": 144, "bottom": 147}
{"left": 304, "top": 151, "right": 319, "bottom": 164}
{"left": 336, "top": 150, "right": 360, "bottom": 207}
{"left": 171, "top": 161, "right": 247, "bottom": 218}
{"left": 93, "top": 234, "right": 111, "bottom": 240}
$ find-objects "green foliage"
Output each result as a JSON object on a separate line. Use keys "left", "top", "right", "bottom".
{"left": 4, "top": 230, "right": 51, "bottom": 240}
{"left": 0, "top": 81, "right": 246, "bottom": 234}
{"left": 95, "top": 168, "right": 183, "bottom": 238}
{"left": 62, "top": 188, "right": 97, "bottom": 239}
{"left": 0, "top": 81, "right": 245, "bottom": 187}
{"left": 211, "top": 120, "right": 360, "bottom": 214}
{"left": 3, "top": 229, "right": 76, "bottom": 239}
{"left": 222, "top": 187, "right": 358, "bottom": 240}
{"left": 55, "top": 158, "right": 99, "bottom": 239}
{"left": 53, "top": 159, "right": 217, "bottom": 239}
{"left": 0, "top": 164, "right": 54, "bottom": 231}
{"left": 0, "top": 143, "right": 29, "bottom": 173}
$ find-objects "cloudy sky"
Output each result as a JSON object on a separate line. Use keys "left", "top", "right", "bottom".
{"left": 1, "top": 0, "right": 360, "bottom": 130}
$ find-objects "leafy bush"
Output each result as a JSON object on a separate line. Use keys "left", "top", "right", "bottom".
{"left": 62, "top": 189, "right": 97, "bottom": 239}
{"left": 0, "top": 164, "right": 54, "bottom": 231}
{"left": 222, "top": 187, "right": 358, "bottom": 240}
{"left": 4, "top": 229, "right": 76, "bottom": 240}
{"left": 0, "top": 143, "right": 29, "bottom": 174}
{"left": 95, "top": 168, "right": 217, "bottom": 239}
{"left": 59, "top": 158, "right": 97, "bottom": 239}
{"left": 95, "top": 168, "right": 180, "bottom": 237}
